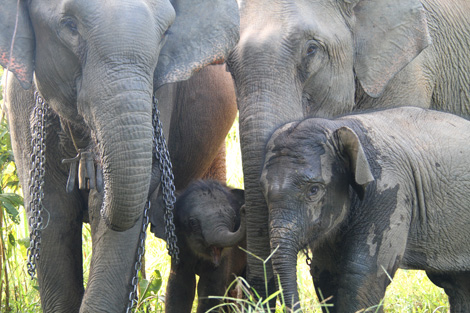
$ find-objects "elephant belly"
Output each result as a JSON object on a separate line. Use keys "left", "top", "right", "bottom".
{"left": 402, "top": 245, "right": 470, "bottom": 272}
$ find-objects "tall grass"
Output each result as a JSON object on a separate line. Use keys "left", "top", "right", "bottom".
{"left": 0, "top": 65, "right": 449, "bottom": 312}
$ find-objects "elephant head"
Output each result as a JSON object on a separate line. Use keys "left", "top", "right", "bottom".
{"left": 225, "top": 0, "right": 429, "bottom": 294}
{"left": 159, "top": 180, "right": 245, "bottom": 266}
{"left": 260, "top": 119, "right": 374, "bottom": 310}
{"left": 0, "top": 0, "right": 239, "bottom": 232}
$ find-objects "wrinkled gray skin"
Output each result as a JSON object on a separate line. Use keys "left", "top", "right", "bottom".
{"left": 226, "top": 0, "right": 470, "bottom": 295}
{"left": 1, "top": 0, "right": 238, "bottom": 312}
{"left": 261, "top": 107, "right": 470, "bottom": 312}
{"left": 156, "top": 180, "right": 246, "bottom": 313}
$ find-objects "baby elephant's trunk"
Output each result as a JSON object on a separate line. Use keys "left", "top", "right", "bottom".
{"left": 205, "top": 207, "right": 246, "bottom": 247}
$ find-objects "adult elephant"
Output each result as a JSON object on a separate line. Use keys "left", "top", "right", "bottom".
{"left": 226, "top": 0, "right": 470, "bottom": 301}
{"left": 1, "top": 0, "right": 238, "bottom": 312}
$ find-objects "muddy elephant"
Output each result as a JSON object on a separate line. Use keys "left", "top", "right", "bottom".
{"left": 0, "top": 0, "right": 239, "bottom": 312}
{"left": 261, "top": 107, "right": 470, "bottom": 312}
{"left": 153, "top": 180, "right": 246, "bottom": 313}
{"left": 225, "top": 0, "right": 470, "bottom": 295}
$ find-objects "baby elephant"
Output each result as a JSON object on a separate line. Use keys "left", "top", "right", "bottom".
{"left": 261, "top": 107, "right": 470, "bottom": 313}
{"left": 161, "top": 180, "right": 246, "bottom": 313}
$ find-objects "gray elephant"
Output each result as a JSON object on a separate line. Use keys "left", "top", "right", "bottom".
{"left": 260, "top": 106, "right": 470, "bottom": 312}
{"left": 225, "top": 0, "right": 470, "bottom": 294}
{"left": 154, "top": 180, "right": 246, "bottom": 313}
{"left": 0, "top": 0, "right": 239, "bottom": 311}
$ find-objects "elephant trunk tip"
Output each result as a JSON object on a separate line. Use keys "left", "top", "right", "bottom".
{"left": 206, "top": 217, "right": 246, "bottom": 248}
{"left": 100, "top": 200, "right": 144, "bottom": 232}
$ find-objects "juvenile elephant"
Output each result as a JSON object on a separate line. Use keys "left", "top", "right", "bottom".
{"left": 226, "top": 0, "right": 470, "bottom": 293}
{"left": 261, "top": 107, "right": 470, "bottom": 312}
{"left": 153, "top": 180, "right": 246, "bottom": 313}
{"left": 1, "top": 0, "right": 239, "bottom": 312}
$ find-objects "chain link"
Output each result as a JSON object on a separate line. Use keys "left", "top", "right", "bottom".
{"left": 125, "top": 201, "right": 150, "bottom": 313}
{"left": 152, "top": 95, "right": 179, "bottom": 263}
{"left": 126, "top": 96, "right": 179, "bottom": 312}
{"left": 27, "top": 91, "right": 49, "bottom": 279}
{"left": 303, "top": 248, "right": 312, "bottom": 267}
{"left": 25, "top": 93, "right": 178, "bottom": 311}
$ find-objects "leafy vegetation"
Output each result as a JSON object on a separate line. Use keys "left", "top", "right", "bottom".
{"left": 0, "top": 66, "right": 448, "bottom": 312}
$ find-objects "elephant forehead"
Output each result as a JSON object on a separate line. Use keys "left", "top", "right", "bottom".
{"left": 239, "top": 0, "right": 348, "bottom": 48}
{"left": 191, "top": 188, "right": 225, "bottom": 206}
{"left": 261, "top": 147, "right": 326, "bottom": 199}
{"left": 262, "top": 121, "right": 334, "bottom": 198}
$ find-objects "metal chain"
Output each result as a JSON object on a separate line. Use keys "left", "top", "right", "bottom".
{"left": 152, "top": 95, "right": 179, "bottom": 263}
{"left": 26, "top": 91, "right": 49, "bottom": 279}
{"left": 126, "top": 96, "right": 179, "bottom": 312}
{"left": 125, "top": 201, "right": 150, "bottom": 313}
{"left": 303, "top": 248, "right": 312, "bottom": 267}
{"left": 24, "top": 93, "right": 178, "bottom": 311}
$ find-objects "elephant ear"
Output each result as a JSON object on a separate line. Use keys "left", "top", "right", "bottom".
{"left": 230, "top": 188, "right": 245, "bottom": 210}
{"left": 0, "top": 0, "right": 35, "bottom": 89}
{"left": 349, "top": 0, "right": 431, "bottom": 97}
{"left": 334, "top": 126, "right": 374, "bottom": 200}
{"left": 154, "top": 0, "right": 239, "bottom": 88}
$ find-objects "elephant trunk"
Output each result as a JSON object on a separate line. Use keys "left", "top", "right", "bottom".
{"left": 205, "top": 213, "right": 246, "bottom": 247}
{"left": 97, "top": 92, "right": 153, "bottom": 231}
{"left": 79, "top": 67, "right": 155, "bottom": 231}
{"left": 270, "top": 224, "right": 301, "bottom": 311}
{"left": 235, "top": 74, "right": 304, "bottom": 294}
{"left": 74, "top": 1, "right": 164, "bottom": 232}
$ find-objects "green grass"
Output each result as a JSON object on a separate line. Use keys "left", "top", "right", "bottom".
{"left": 0, "top": 65, "right": 449, "bottom": 312}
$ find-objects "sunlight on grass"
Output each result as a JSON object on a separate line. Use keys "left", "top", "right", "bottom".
{"left": 225, "top": 114, "right": 244, "bottom": 189}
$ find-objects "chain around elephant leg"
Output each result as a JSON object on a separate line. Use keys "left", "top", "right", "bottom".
{"left": 152, "top": 95, "right": 179, "bottom": 263}
{"left": 27, "top": 91, "right": 49, "bottom": 280}
{"left": 126, "top": 201, "right": 150, "bottom": 313}
{"left": 126, "top": 96, "right": 179, "bottom": 312}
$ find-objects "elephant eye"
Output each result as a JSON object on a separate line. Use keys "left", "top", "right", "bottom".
{"left": 306, "top": 183, "right": 324, "bottom": 200}
{"left": 305, "top": 40, "right": 319, "bottom": 56}
{"left": 60, "top": 17, "right": 78, "bottom": 35}
{"left": 307, "top": 45, "right": 317, "bottom": 55}
{"left": 188, "top": 218, "right": 201, "bottom": 233}
{"left": 309, "top": 185, "right": 319, "bottom": 196}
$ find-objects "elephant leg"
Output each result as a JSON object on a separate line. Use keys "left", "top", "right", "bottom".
{"left": 202, "top": 142, "right": 227, "bottom": 182}
{"left": 334, "top": 258, "right": 392, "bottom": 313}
{"left": 80, "top": 190, "right": 143, "bottom": 313}
{"left": 322, "top": 230, "right": 404, "bottom": 313}
{"left": 308, "top": 241, "right": 342, "bottom": 313}
{"left": 168, "top": 64, "right": 237, "bottom": 190}
{"left": 196, "top": 265, "right": 228, "bottom": 313}
{"left": 37, "top": 185, "right": 84, "bottom": 312}
{"left": 333, "top": 245, "right": 405, "bottom": 313}
{"left": 6, "top": 88, "right": 85, "bottom": 312}
{"left": 165, "top": 259, "right": 197, "bottom": 313}
{"left": 426, "top": 271, "right": 470, "bottom": 313}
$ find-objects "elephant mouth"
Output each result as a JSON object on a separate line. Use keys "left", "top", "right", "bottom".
{"left": 210, "top": 246, "right": 223, "bottom": 267}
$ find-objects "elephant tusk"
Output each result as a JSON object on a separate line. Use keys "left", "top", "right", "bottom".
{"left": 84, "top": 152, "right": 96, "bottom": 190}
{"left": 62, "top": 154, "right": 80, "bottom": 193}
{"left": 78, "top": 154, "right": 87, "bottom": 190}
{"left": 96, "top": 164, "right": 104, "bottom": 193}
{"left": 65, "top": 160, "right": 78, "bottom": 193}
{"left": 62, "top": 151, "right": 103, "bottom": 192}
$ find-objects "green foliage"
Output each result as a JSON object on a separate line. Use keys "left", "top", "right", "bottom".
{"left": 1, "top": 66, "right": 41, "bottom": 313}
{"left": 135, "top": 269, "right": 164, "bottom": 312}
{"left": 0, "top": 117, "right": 22, "bottom": 225}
